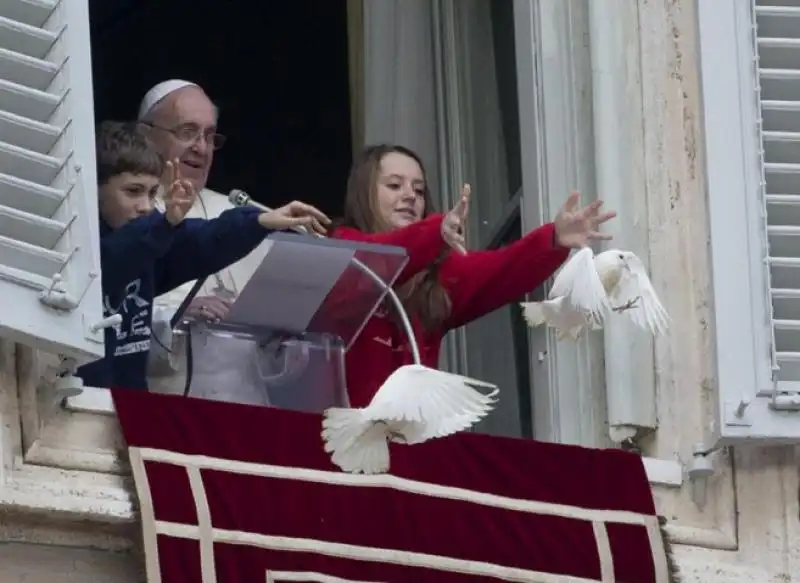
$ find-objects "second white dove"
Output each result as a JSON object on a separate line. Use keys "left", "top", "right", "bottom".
{"left": 520, "top": 247, "right": 669, "bottom": 340}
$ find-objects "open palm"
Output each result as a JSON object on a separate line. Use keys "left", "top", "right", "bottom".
{"left": 554, "top": 191, "right": 617, "bottom": 248}
{"left": 258, "top": 200, "right": 331, "bottom": 235}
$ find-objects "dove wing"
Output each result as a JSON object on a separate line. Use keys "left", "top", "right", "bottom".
{"left": 549, "top": 247, "right": 610, "bottom": 319}
{"left": 364, "top": 365, "right": 498, "bottom": 444}
{"left": 614, "top": 255, "right": 670, "bottom": 336}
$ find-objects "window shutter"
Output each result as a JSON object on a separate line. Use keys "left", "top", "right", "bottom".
{"left": 0, "top": 0, "right": 105, "bottom": 361}
{"left": 757, "top": 1, "right": 800, "bottom": 407}
{"left": 697, "top": 0, "right": 800, "bottom": 442}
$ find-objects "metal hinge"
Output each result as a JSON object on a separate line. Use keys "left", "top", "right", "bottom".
{"left": 771, "top": 392, "right": 800, "bottom": 411}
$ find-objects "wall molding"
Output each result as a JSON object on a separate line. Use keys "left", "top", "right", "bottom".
{"left": 643, "top": 457, "right": 683, "bottom": 488}
{"left": 0, "top": 342, "right": 134, "bottom": 550}
{"left": 64, "top": 386, "right": 116, "bottom": 415}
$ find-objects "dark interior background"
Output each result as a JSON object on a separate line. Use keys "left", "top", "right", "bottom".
{"left": 88, "top": 0, "right": 352, "bottom": 218}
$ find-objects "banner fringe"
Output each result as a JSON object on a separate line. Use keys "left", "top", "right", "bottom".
{"left": 658, "top": 515, "right": 681, "bottom": 583}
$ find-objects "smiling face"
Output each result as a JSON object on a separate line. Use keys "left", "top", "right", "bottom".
{"left": 145, "top": 86, "right": 218, "bottom": 192}
{"left": 374, "top": 152, "right": 427, "bottom": 230}
{"left": 95, "top": 121, "right": 164, "bottom": 229}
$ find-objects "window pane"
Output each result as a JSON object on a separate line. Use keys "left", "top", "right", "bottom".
{"left": 453, "top": 0, "right": 522, "bottom": 237}
{"left": 449, "top": 0, "right": 533, "bottom": 438}
{"left": 465, "top": 214, "right": 536, "bottom": 438}
{"left": 490, "top": 0, "right": 522, "bottom": 195}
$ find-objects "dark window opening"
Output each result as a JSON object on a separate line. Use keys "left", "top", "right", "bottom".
{"left": 88, "top": 0, "right": 353, "bottom": 218}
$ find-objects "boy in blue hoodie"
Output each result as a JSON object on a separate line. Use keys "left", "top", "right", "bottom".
{"left": 77, "top": 121, "right": 329, "bottom": 390}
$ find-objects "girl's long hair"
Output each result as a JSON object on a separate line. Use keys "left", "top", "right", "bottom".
{"left": 341, "top": 144, "right": 451, "bottom": 332}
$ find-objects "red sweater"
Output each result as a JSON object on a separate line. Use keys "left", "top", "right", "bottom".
{"left": 332, "top": 214, "right": 570, "bottom": 407}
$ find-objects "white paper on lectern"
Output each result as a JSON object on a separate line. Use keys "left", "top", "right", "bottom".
{"left": 224, "top": 238, "right": 355, "bottom": 333}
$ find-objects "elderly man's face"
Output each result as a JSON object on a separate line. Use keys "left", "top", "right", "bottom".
{"left": 147, "top": 87, "right": 219, "bottom": 192}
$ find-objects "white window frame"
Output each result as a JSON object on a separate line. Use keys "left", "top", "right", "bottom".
{"left": 510, "top": 0, "right": 686, "bottom": 488}
{"left": 512, "top": 0, "right": 610, "bottom": 447}
{"left": 0, "top": 0, "right": 105, "bottom": 362}
{"left": 0, "top": 1, "right": 127, "bottom": 540}
{"left": 352, "top": 0, "right": 685, "bottom": 486}
{"left": 56, "top": 0, "right": 685, "bottom": 489}
{"left": 697, "top": 0, "right": 800, "bottom": 442}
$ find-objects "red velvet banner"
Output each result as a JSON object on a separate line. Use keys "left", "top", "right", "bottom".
{"left": 112, "top": 389, "right": 674, "bottom": 582}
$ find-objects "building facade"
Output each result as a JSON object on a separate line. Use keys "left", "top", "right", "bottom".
{"left": 0, "top": 0, "right": 798, "bottom": 581}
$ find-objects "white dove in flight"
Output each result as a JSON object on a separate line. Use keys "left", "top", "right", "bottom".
{"left": 321, "top": 365, "right": 498, "bottom": 474}
{"left": 520, "top": 247, "right": 669, "bottom": 340}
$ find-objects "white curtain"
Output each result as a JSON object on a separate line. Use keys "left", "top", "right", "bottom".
{"left": 451, "top": 1, "right": 512, "bottom": 235}
{"left": 362, "top": 0, "right": 441, "bottom": 189}
{"left": 346, "top": 0, "right": 365, "bottom": 153}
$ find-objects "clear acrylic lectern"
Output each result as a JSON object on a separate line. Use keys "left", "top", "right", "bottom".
{"left": 172, "top": 232, "right": 408, "bottom": 413}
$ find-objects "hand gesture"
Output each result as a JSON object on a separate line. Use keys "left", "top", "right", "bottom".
{"left": 162, "top": 159, "right": 196, "bottom": 226}
{"left": 258, "top": 200, "right": 331, "bottom": 236}
{"left": 553, "top": 191, "right": 617, "bottom": 249}
{"left": 442, "top": 184, "right": 470, "bottom": 255}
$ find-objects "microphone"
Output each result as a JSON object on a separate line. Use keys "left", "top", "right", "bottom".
{"left": 227, "top": 189, "right": 312, "bottom": 236}
{"left": 228, "top": 189, "right": 274, "bottom": 213}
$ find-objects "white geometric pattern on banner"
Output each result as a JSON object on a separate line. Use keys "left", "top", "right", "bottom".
{"left": 128, "top": 446, "right": 669, "bottom": 583}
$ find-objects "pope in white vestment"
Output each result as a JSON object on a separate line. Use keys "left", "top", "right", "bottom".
{"left": 139, "top": 80, "right": 306, "bottom": 404}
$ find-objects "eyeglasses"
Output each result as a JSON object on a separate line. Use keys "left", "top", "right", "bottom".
{"left": 143, "top": 122, "right": 227, "bottom": 150}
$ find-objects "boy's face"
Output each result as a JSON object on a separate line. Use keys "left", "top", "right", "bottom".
{"left": 99, "top": 172, "right": 160, "bottom": 229}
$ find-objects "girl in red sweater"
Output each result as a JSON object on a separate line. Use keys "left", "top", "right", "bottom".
{"left": 332, "top": 145, "right": 616, "bottom": 408}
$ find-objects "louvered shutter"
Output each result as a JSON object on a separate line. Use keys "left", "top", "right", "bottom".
{"left": 756, "top": 0, "right": 800, "bottom": 406}
{"left": 0, "top": 0, "right": 105, "bottom": 361}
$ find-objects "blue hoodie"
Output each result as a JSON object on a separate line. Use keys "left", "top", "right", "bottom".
{"left": 77, "top": 206, "right": 269, "bottom": 390}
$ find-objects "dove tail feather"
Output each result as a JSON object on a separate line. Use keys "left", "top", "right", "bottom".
{"left": 332, "top": 437, "right": 390, "bottom": 475}
{"left": 322, "top": 408, "right": 391, "bottom": 474}
{"left": 520, "top": 302, "right": 546, "bottom": 327}
{"left": 322, "top": 408, "right": 369, "bottom": 453}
